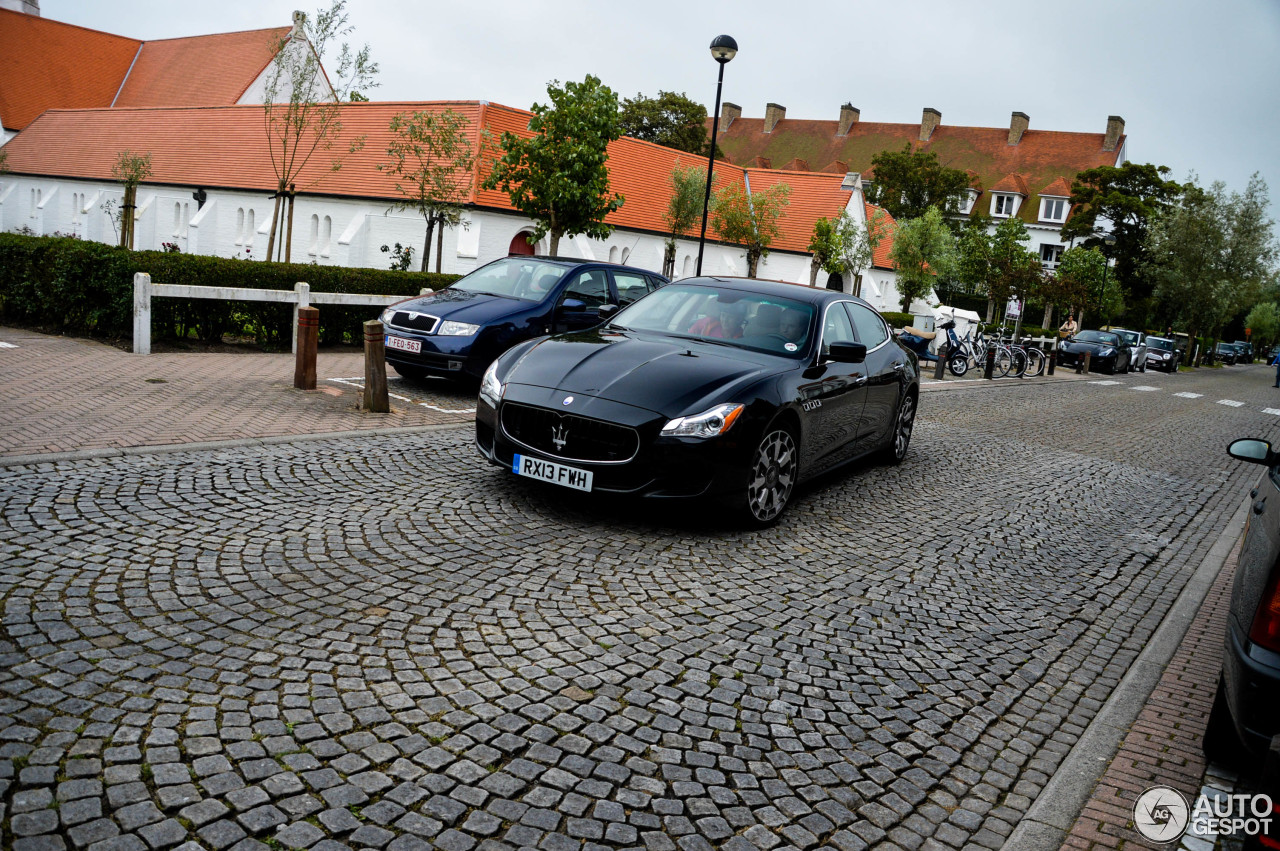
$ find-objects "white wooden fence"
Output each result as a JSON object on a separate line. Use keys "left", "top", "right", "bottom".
{"left": 132, "top": 272, "right": 421, "bottom": 355}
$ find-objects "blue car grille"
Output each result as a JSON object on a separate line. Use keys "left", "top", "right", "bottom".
{"left": 388, "top": 311, "right": 439, "bottom": 334}
{"left": 501, "top": 403, "right": 640, "bottom": 464}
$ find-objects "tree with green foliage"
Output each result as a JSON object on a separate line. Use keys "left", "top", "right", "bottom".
{"left": 661, "top": 164, "right": 705, "bottom": 277}
{"left": 262, "top": 0, "right": 379, "bottom": 263}
{"left": 484, "top": 75, "right": 624, "bottom": 257}
{"left": 864, "top": 143, "right": 971, "bottom": 223}
{"left": 955, "top": 214, "right": 995, "bottom": 319}
{"left": 1245, "top": 302, "right": 1280, "bottom": 350}
{"left": 807, "top": 209, "right": 889, "bottom": 291}
{"left": 889, "top": 207, "right": 956, "bottom": 311}
{"left": 618, "top": 91, "right": 708, "bottom": 155}
{"left": 987, "top": 216, "right": 1043, "bottom": 324}
{"left": 1061, "top": 161, "right": 1183, "bottom": 315}
{"left": 710, "top": 181, "right": 791, "bottom": 277}
{"left": 377, "top": 109, "right": 475, "bottom": 273}
{"left": 111, "top": 150, "right": 152, "bottom": 250}
{"left": 1043, "top": 246, "right": 1105, "bottom": 329}
{"left": 1148, "top": 174, "right": 1276, "bottom": 358}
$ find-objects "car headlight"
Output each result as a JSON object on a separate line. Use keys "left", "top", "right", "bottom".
{"left": 479, "top": 361, "right": 504, "bottom": 407}
{"left": 661, "top": 403, "right": 744, "bottom": 439}
{"left": 380, "top": 307, "right": 397, "bottom": 324}
{"left": 1098, "top": 348, "right": 1115, "bottom": 356}
{"left": 437, "top": 320, "right": 480, "bottom": 336}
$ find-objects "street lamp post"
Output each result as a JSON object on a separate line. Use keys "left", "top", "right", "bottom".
{"left": 696, "top": 35, "right": 737, "bottom": 277}
{"left": 1097, "top": 232, "right": 1117, "bottom": 327}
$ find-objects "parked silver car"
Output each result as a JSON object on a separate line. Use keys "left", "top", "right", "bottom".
{"left": 1111, "top": 328, "right": 1147, "bottom": 372}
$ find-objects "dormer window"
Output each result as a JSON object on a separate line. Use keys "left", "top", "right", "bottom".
{"left": 1040, "top": 197, "right": 1067, "bottom": 223}
{"left": 957, "top": 189, "right": 978, "bottom": 215}
{"left": 991, "top": 193, "right": 1020, "bottom": 218}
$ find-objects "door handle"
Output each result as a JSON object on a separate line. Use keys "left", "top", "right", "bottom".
{"left": 893, "top": 362, "right": 906, "bottom": 371}
{"left": 852, "top": 375, "right": 868, "bottom": 386}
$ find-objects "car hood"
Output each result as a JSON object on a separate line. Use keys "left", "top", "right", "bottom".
{"left": 505, "top": 329, "right": 784, "bottom": 417}
{"left": 393, "top": 287, "right": 536, "bottom": 325}
{"left": 1061, "top": 339, "right": 1119, "bottom": 353}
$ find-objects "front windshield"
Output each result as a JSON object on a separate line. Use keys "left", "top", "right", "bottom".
{"left": 609, "top": 283, "right": 816, "bottom": 357}
{"left": 451, "top": 257, "right": 566, "bottom": 301}
{"left": 1075, "top": 330, "right": 1120, "bottom": 346}
{"left": 1115, "top": 331, "right": 1139, "bottom": 345}
{"left": 1148, "top": 338, "right": 1174, "bottom": 351}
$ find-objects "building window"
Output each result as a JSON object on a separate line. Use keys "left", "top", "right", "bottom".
{"left": 958, "top": 190, "right": 977, "bottom": 215}
{"left": 236, "top": 208, "right": 245, "bottom": 244}
{"left": 1040, "top": 243, "right": 1064, "bottom": 270}
{"left": 173, "top": 202, "right": 182, "bottom": 235}
{"left": 681, "top": 255, "right": 692, "bottom": 279}
{"left": 621, "top": 247, "right": 631, "bottom": 264}
{"left": 608, "top": 246, "right": 619, "bottom": 263}
{"left": 247, "top": 209, "right": 255, "bottom": 241}
{"left": 1040, "top": 197, "right": 1067, "bottom": 223}
{"left": 320, "top": 216, "right": 332, "bottom": 256}
{"left": 991, "top": 194, "right": 1019, "bottom": 217}
{"left": 308, "top": 214, "right": 319, "bottom": 254}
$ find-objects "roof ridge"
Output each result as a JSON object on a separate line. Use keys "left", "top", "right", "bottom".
{"left": 139, "top": 25, "right": 292, "bottom": 44}
{"left": 0, "top": 7, "right": 141, "bottom": 46}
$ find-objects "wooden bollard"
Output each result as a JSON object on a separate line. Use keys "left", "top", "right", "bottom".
{"left": 293, "top": 306, "right": 319, "bottom": 390}
{"left": 1080, "top": 351, "right": 1091, "bottom": 374}
{"left": 363, "top": 320, "right": 390, "bottom": 413}
{"left": 984, "top": 347, "right": 996, "bottom": 380}
{"left": 1047, "top": 342, "right": 1056, "bottom": 376}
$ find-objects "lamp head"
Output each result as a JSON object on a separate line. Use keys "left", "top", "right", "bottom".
{"left": 710, "top": 35, "right": 738, "bottom": 64}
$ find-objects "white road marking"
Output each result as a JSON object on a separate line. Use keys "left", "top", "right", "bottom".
{"left": 1091, "top": 380, "right": 1122, "bottom": 386}
{"left": 1131, "top": 386, "right": 1159, "bottom": 391}
{"left": 1217, "top": 400, "right": 1245, "bottom": 407}
{"left": 327, "top": 377, "right": 476, "bottom": 414}
{"left": 1174, "top": 392, "right": 1203, "bottom": 398}
{"left": 0, "top": 342, "right": 17, "bottom": 349}
{"left": 1264, "top": 409, "right": 1280, "bottom": 416}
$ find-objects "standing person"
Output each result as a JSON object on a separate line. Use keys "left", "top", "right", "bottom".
{"left": 1273, "top": 347, "right": 1280, "bottom": 387}
{"left": 1059, "top": 313, "right": 1078, "bottom": 338}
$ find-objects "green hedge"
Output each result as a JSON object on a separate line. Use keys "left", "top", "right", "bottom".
{"left": 0, "top": 233, "right": 460, "bottom": 348}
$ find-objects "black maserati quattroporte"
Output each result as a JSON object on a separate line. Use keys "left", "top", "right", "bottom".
{"left": 475, "top": 277, "right": 921, "bottom": 525}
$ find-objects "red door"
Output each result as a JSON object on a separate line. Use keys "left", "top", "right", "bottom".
{"left": 508, "top": 232, "right": 535, "bottom": 256}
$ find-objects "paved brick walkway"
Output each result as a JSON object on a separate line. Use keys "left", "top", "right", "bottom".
{"left": 0, "top": 327, "right": 475, "bottom": 459}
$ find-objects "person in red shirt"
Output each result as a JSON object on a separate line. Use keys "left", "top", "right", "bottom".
{"left": 689, "top": 302, "right": 747, "bottom": 339}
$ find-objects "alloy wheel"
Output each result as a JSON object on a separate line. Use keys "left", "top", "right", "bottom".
{"left": 746, "top": 428, "right": 797, "bottom": 524}
{"left": 892, "top": 393, "right": 916, "bottom": 464}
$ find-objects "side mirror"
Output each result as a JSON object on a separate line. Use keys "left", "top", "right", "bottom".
{"left": 560, "top": 298, "right": 588, "bottom": 313}
{"left": 826, "top": 342, "right": 867, "bottom": 364}
{"left": 598, "top": 304, "right": 620, "bottom": 321}
{"left": 1229, "top": 438, "right": 1273, "bottom": 465}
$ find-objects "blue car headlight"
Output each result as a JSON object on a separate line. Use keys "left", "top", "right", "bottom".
{"left": 1098, "top": 348, "right": 1115, "bottom": 357}
{"left": 661, "top": 404, "right": 744, "bottom": 439}
{"left": 438, "top": 320, "right": 480, "bottom": 336}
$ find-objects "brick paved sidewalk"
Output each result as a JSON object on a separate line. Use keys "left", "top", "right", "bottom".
{"left": 0, "top": 326, "right": 474, "bottom": 458}
{"left": 1060, "top": 540, "right": 1241, "bottom": 850}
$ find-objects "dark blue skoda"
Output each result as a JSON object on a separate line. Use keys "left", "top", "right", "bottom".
{"left": 381, "top": 256, "right": 667, "bottom": 381}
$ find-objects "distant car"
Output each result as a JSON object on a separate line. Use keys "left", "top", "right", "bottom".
{"left": 1214, "top": 342, "right": 1239, "bottom": 366}
{"left": 1232, "top": 341, "right": 1255, "bottom": 364}
{"left": 1111, "top": 328, "right": 1148, "bottom": 372}
{"left": 1203, "top": 438, "right": 1280, "bottom": 769}
{"left": 1056, "top": 330, "right": 1133, "bottom": 374}
{"left": 1144, "top": 336, "right": 1182, "bottom": 373}
{"left": 475, "top": 277, "right": 921, "bottom": 526}
{"left": 381, "top": 256, "right": 668, "bottom": 382}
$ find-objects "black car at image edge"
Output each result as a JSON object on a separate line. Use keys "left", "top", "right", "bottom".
{"left": 381, "top": 256, "right": 668, "bottom": 381}
{"left": 475, "top": 277, "right": 921, "bottom": 526}
{"left": 1204, "top": 438, "right": 1280, "bottom": 775}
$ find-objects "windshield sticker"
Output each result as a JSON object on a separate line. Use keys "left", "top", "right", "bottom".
{"left": 785, "top": 343, "right": 798, "bottom": 352}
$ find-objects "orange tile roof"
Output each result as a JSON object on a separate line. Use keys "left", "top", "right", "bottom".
{"left": 865, "top": 203, "right": 897, "bottom": 270}
{"left": 990, "top": 173, "right": 1030, "bottom": 196}
{"left": 0, "top": 9, "right": 141, "bottom": 131}
{"left": 712, "top": 115, "right": 1125, "bottom": 226}
{"left": 113, "top": 27, "right": 292, "bottom": 108}
{"left": 1039, "top": 176, "right": 1073, "bottom": 197}
{"left": 4, "top": 100, "right": 877, "bottom": 262}
{"left": 0, "top": 10, "right": 289, "bottom": 133}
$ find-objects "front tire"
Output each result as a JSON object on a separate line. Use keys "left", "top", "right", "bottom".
{"left": 947, "top": 354, "right": 969, "bottom": 377}
{"left": 740, "top": 426, "right": 798, "bottom": 527}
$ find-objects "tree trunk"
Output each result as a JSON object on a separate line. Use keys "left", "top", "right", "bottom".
{"left": 747, "top": 247, "right": 761, "bottom": 278}
{"left": 436, "top": 221, "right": 444, "bottom": 274}
{"left": 421, "top": 216, "right": 435, "bottom": 273}
{"left": 1042, "top": 303, "right": 1053, "bottom": 331}
{"left": 549, "top": 231, "right": 560, "bottom": 258}
{"left": 266, "top": 183, "right": 284, "bottom": 261}
{"left": 283, "top": 188, "right": 296, "bottom": 263}
{"left": 809, "top": 258, "right": 820, "bottom": 287}
{"left": 663, "top": 242, "right": 676, "bottom": 278}
{"left": 986, "top": 296, "right": 995, "bottom": 323}
{"left": 853, "top": 273, "right": 863, "bottom": 298}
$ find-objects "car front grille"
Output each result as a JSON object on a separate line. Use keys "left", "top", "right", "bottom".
{"left": 388, "top": 311, "right": 439, "bottom": 334}
{"left": 501, "top": 403, "right": 640, "bottom": 464}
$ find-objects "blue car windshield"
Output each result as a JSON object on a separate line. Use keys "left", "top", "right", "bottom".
{"left": 451, "top": 257, "right": 566, "bottom": 301}
{"left": 1075, "top": 330, "right": 1119, "bottom": 346}
{"left": 609, "top": 283, "right": 816, "bottom": 357}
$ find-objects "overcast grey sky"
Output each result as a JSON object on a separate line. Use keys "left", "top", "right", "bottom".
{"left": 43, "top": 0, "right": 1280, "bottom": 212}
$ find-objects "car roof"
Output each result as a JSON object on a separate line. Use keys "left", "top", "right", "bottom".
{"left": 677, "top": 276, "right": 873, "bottom": 309}
{"left": 526, "top": 256, "right": 668, "bottom": 278}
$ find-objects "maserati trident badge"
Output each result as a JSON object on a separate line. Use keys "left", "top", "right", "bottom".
{"left": 551, "top": 423, "right": 569, "bottom": 451}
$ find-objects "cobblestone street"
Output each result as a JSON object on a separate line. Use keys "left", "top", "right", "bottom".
{"left": 2, "top": 363, "right": 1278, "bottom": 851}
